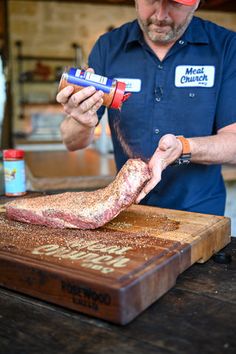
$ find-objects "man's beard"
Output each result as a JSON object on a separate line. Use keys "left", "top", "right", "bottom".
{"left": 138, "top": 11, "right": 195, "bottom": 44}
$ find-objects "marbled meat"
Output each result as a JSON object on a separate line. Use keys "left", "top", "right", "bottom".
{"left": 6, "top": 158, "right": 151, "bottom": 229}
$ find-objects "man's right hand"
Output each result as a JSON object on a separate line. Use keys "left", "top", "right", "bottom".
{"left": 56, "top": 68, "right": 104, "bottom": 150}
{"left": 56, "top": 79, "right": 104, "bottom": 129}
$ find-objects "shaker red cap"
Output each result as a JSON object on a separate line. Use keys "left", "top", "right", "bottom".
{"left": 174, "top": 0, "right": 197, "bottom": 5}
{"left": 110, "top": 81, "right": 127, "bottom": 109}
{"left": 3, "top": 149, "right": 25, "bottom": 159}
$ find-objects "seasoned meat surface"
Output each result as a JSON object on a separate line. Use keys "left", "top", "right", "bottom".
{"left": 6, "top": 159, "right": 151, "bottom": 229}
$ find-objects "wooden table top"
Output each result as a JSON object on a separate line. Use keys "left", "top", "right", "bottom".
{"left": 25, "top": 149, "right": 116, "bottom": 179}
{"left": 24, "top": 149, "right": 236, "bottom": 182}
{"left": 0, "top": 237, "right": 235, "bottom": 354}
{"left": 23, "top": 149, "right": 236, "bottom": 194}
{"left": 24, "top": 149, "right": 116, "bottom": 192}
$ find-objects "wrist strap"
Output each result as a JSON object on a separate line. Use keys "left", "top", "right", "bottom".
{"left": 173, "top": 135, "right": 191, "bottom": 165}
{"left": 176, "top": 136, "right": 191, "bottom": 155}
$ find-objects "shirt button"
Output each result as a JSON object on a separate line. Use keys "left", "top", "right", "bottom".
{"left": 154, "top": 128, "right": 160, "bottom": 134}
{"left": 179, "top": 40, "right": 185, "bottom": 45}
{"left": 158, "top": 64, "right": 163, "bottom": 70}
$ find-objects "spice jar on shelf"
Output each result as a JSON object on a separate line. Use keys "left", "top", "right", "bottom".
{"left": 3, "top": 149, "right": 26, "bottom": 196}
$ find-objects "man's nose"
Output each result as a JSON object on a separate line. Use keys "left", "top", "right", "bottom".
{"left": 154, "top": 0, "right": 169, "bottom": 21}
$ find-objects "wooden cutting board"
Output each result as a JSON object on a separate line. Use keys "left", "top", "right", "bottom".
{"left": 0, "top": 201, "right": 231, "bottom": 324}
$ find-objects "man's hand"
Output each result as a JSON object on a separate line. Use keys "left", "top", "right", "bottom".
{"left": 136, "top": 134, "right": 183, "bottom": 203}
{"left": 56, "top": 68, "right": 105, "bottom": 150}
{"left": 56, "top": 68, "right": 104, "bottom": 128}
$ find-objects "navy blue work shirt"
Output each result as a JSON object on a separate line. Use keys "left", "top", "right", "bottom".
{"left": 88, "top": 17, "right": 236, "bottom": 216}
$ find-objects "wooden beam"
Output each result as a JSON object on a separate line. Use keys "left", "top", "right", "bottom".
{"left": 17, "top": 0, "right": 236, "bottom": 12}
{"left": 201, "top": 0, "right": 236, "bottom": 11}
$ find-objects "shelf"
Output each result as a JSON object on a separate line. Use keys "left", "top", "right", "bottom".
{"left": 15, "top": 41, "right": 79, "bottom": 120}
{"left": 17, "top": 55, "right": 75, "bottom": 62}
{"left": 54, "top": 0, "right": 236, "bottom": 12}
{"left": 18, "top": 79, "right": 60, "bottom": 84}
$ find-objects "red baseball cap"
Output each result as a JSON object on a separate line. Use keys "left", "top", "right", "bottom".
{"left": 174, "top": 0, "right": 198, "bottom": 5}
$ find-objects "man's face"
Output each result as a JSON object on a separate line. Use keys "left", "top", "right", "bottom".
{"left": 135, "top": 0, "right": 200, "bottom": 44}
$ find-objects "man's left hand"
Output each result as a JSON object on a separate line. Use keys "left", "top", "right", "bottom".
{"left": 136, "top": 134, "right": 182, "bottom": 203}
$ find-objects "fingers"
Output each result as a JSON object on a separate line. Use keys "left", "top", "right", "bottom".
{"left": 87, "top": 98, "right": 104, "bottom": 115}
{"left": 159, "top": 134, "right": 177, "bottom": 151}
{"left": 136, "top": 135, "right": 183, "bottom": 204}
{"left": 57, "top": 85, "right": 95, "bottom": 106}
{"left": 56, "top": 67, "right": 104, "bottom": 119}
{"left": 78, "top": 89, "right": 104, "bottom": 113}
{"left": 157, "top": 134, "right": 183, "bottom": 165}
{"left": 136, "top": 175, "right": 161, "bottom": 204}
{"left": 57, "top": 85, "right": 104, "bottom": 117}
{"left": 86, "top": 67, "right": 95, "bottom": 73}
{"left": 136, "top": 158, "right": 164, "bottom": 204}
{"left": 56, "top": 86, "right": 74, "bottom": 104}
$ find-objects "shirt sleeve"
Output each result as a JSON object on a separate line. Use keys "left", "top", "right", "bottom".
{"left": 215, "top": 34, "right": 236, "bottom": 130}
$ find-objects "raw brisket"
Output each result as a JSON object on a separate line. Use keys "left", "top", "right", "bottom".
{"left": 6, "top": 158, "right": 151, "bottom": 229}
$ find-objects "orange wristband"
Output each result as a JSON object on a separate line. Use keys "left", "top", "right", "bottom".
{"left": 172, "top": 136, "right": 191, "bottom": 165}
{"left": 176, "top": 136, "right": 191, "bottom": 155}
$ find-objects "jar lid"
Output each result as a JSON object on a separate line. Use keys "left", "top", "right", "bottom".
{"left": 3, "top": 149, "right": 25, "bottom": 159}
{"left": 110, "top": 81, "right": 126, "bottom": 109}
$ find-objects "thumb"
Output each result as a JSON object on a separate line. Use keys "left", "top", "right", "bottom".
{"left": 86, "top": 67, "right": 95, "bottom": 74}
{"left": 159, "top": 134, "right": 175, "bottom": 151}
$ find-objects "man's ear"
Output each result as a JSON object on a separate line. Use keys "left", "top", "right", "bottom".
{"left": 195, "top": 0, "right": 202, "bottom": 11}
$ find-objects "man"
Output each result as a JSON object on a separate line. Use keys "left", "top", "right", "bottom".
{"left": 57, "top": 0, "right": 236, "bottom": 216}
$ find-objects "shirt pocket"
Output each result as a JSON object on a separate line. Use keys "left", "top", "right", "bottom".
{"left": 168, "top": 87, "right": 217, "bottom": 136}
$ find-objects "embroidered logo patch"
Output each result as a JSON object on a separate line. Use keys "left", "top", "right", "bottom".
{"left": 175, "top": 66, "right": 215, "bottom": 87}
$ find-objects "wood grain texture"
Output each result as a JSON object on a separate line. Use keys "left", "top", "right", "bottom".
{"left": 0, "top": 203, "right": 231, "bottom": 324}
{"left": 0, "top": 239, "right": 235, "bottom": 354}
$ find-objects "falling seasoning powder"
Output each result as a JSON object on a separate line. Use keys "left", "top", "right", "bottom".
{"left": 3, "top": 149, "right": 26, "bottom": 196}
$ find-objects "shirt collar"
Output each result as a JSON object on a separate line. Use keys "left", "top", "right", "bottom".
{"left": 125, "top": 20, "right": 144, "bottom": 50}
{"left": 182, "top": 16, "right": 209, "bottom": 44}
{"left": 125, "top": 16, "right": 209, "bottom": 51}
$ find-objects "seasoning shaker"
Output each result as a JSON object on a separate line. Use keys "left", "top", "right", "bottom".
{"left": 58, "top": 67, "right": 131, "bottom": 109}
{"left": 3, "top": 149, "right": 26, "bottom": 196}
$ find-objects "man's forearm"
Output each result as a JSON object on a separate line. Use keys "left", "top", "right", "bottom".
{"left": 60, "top": 115, "right": 96, "bottom": 151}
{"left": 136, "top": 128, "right": 236, "bottom": 203}
{"left": 189, "top": 131, "right": 236, "bottom": 165}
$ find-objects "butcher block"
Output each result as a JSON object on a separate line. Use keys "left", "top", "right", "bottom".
{"left": 0, "top": 197, "right": 231, "bottom": 325}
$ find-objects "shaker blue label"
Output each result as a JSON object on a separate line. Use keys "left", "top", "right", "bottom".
{"left": 67, "top": 67, "right": 113, "bottom": 93}
{"left": 3, "top": 160, "right": 26, "bottom": 194}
